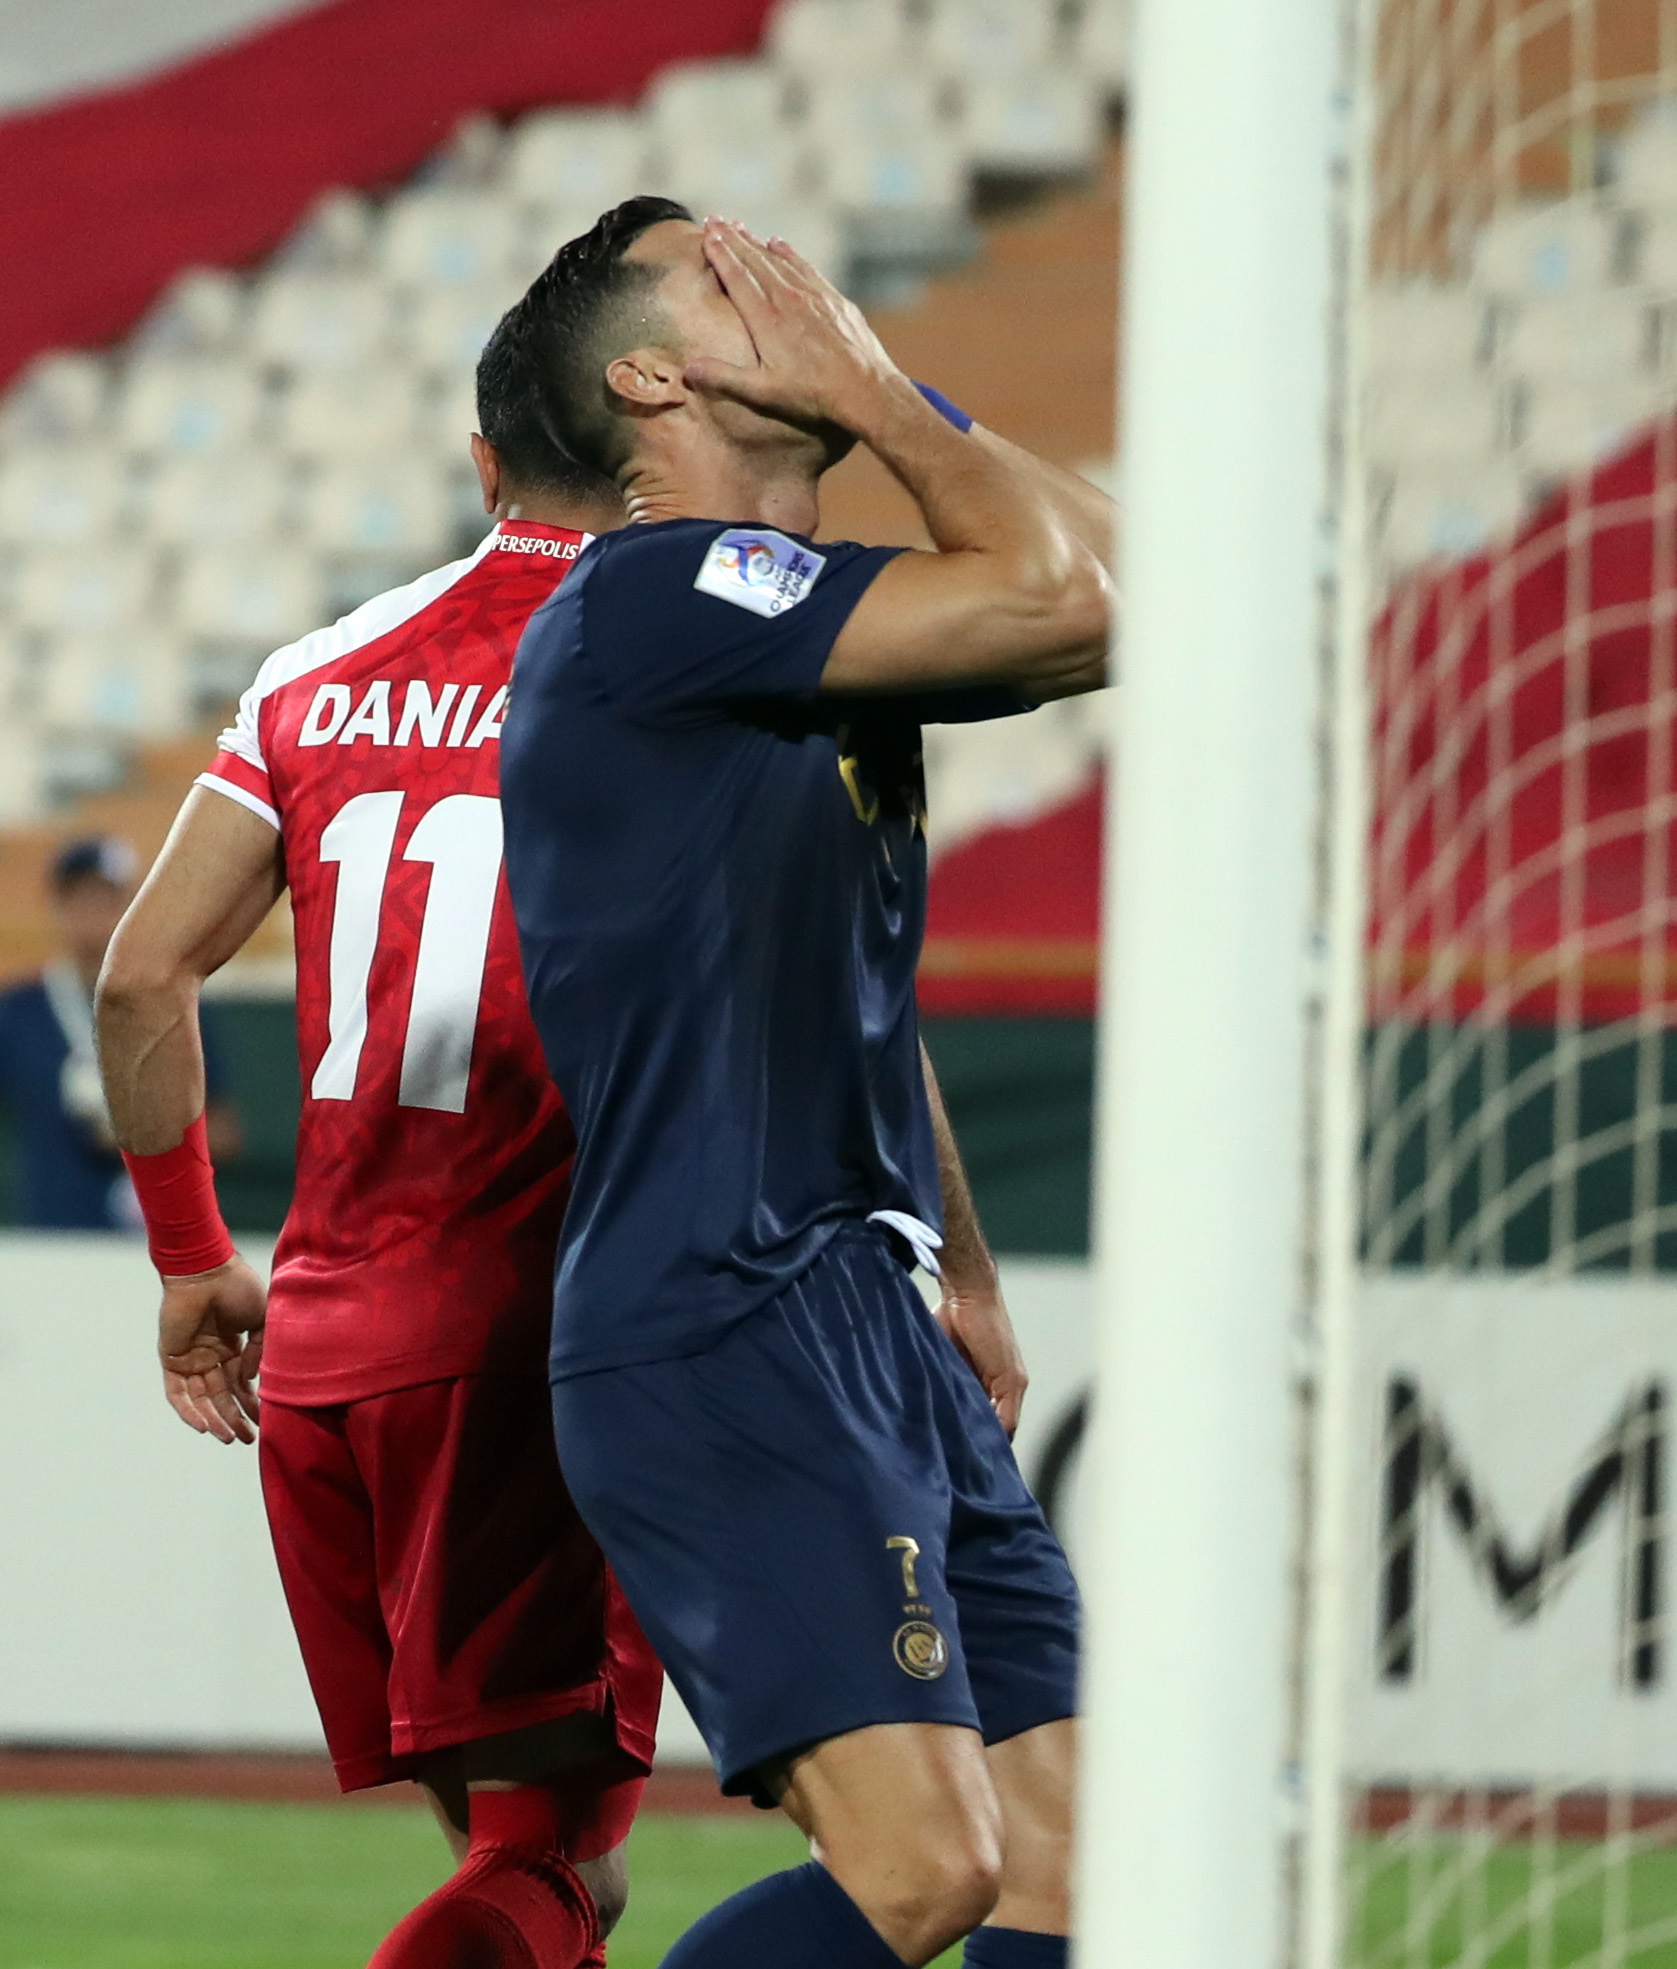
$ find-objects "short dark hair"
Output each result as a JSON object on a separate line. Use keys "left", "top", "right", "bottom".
{"left": 475, "top": 301, "right": 617, "bottom": 507}
{"left": 520, "top": 196, "right": 695, "bottom": 479}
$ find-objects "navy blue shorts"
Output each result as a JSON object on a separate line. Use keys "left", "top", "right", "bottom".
{"left": 550, "top": 1223, "right": 1081, "bottom": 1802}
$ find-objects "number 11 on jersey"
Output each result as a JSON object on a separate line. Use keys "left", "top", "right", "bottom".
{"left": 313, "top": 791, "right": 505, "bottom": 1114}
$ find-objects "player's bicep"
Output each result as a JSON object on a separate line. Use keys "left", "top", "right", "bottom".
{"left": 112, "top": 786, "right": 287, "bottom": 987}
{"left": 819, "top": 547, "right": 1109, "bottom": 701}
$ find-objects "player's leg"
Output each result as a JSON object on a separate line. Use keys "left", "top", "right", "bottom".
{"left": 258, "top": 1399, "right": 417, "bottom": 1796}
{"left": 354, "top": 1375, "right": 659, "bottom": 1969}
{"left": 419, "top": 1720, "right": 641, "bottom": 1931}
{"left": 554, "top": 1227, "right": 1021, "bottom": 1968}
{"left": 984, "top": 1724, "right": 1070, "bottom": 1937}
{"left": 929, "top": 1307, "right": 1082, "bottom": 1969}
{"left": 770, "top": 1721, "right": 1005, "bottom": 1960}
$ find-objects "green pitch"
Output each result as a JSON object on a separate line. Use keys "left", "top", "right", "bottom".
{"left": 8, "top": 1796, "right": 1674, "bottom": 1967}
{"left": 0, "top": 1796, "right": 964, "bottom": 1968}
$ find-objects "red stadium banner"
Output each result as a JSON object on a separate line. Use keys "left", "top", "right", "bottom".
{"left": 1370, "top": 417, "right": 1677, "bottom": 1026}
{"left": 0, "top": 0, "right": 778, "bottom": 390}
{"left": 920, "top": 777, "right": 1102, "bottom": 1018}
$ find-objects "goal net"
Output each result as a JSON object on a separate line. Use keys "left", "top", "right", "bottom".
{"left": 1325, "top": 0, "right": 1677, "bottom": 1962}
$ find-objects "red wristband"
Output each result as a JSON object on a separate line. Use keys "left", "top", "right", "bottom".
{"left": 121, "top": 1113, "right": 236, "bottom": 1278}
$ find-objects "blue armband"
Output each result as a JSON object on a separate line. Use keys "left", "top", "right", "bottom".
{"left": 914, "top": 382, "right": 975, "bottom": 434}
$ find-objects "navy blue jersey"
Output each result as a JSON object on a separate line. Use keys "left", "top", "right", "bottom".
{"left": 0, "top": 972, "right": 227, "bottom": 1230}
{"left": 502, "top": 519, "right": 1004, "bottom": 1377}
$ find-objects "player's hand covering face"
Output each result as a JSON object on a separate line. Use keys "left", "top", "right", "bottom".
{"left": 682, "top": 220, "right": 902, "bottom": 440}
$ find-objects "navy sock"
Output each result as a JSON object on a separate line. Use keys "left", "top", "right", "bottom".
{"left": 964, "top": 1929, "right": 1069, "bottom": 1969}
{"left": 660, "top": 1861, "right": 902, "bottom": 1968}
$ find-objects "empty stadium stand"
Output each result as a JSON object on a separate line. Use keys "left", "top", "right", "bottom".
{"left": 0, "top": 0, "right": 1125, "bottom": 986}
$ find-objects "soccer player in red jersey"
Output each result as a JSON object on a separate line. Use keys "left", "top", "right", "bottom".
{"left": 94, "top": 316, "right": 663, "bottom": 1969}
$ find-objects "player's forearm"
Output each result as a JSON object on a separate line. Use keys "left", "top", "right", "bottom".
{"left": 96, "top": 969, "right": 211, "bottom": 1155}
{"left": 921, "top": 1042, "right": 998, "bottom": 1294}
{"left": 97, "top": 787, "right": 284, "bottom": 1154}
{"left": 969, "top": 426, "right": 1115, "bottom": 570}
{"left": 855, "top": 377, "right": 1101, "bottom": 613}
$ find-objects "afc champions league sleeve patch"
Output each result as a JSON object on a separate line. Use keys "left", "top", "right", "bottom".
{"left": 693, "top": 528, "right": 828, "bottom": 619}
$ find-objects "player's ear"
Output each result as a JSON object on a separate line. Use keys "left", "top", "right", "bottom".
{"left": 606, "top": 350, "right": 686, "bottom": 411}
{"left": 470, "top": 433, "right": 502, "bottom": 517}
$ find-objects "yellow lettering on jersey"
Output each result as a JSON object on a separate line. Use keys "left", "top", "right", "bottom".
{"left": 887, "top": 1535, "right": 923, "bottom": 1601}
{"left": 839, "top": 752, "right": 880, "bottom": 826}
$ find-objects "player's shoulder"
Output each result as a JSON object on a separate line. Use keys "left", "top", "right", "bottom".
{"left": 243, "top": 535, "right": 503, "bottom": 711}
{"left": 579, "top": 519, "right": 872, "bottom": 627}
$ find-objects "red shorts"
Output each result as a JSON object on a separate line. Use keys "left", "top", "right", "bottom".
{"left": 259, "top": 1372, "right": 662, "bottom": 1856}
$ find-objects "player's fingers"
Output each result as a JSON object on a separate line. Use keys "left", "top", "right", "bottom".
{"left": 765, "top": 233, "right": 841, "bottom": 301}
{"left": 183, "top": 1369, "right": 240, "bottom": 1446}
{"left": 682, "top": 355, "right": 787, "bottom": 409}
{"left": 229, "top": 1353, "right": 262, "bottom": 1429}
{"left": 204, "top": 1371, "right": 256, "bottom": 1446}
{"left": 994, "top": 1377, "right": 1026, "bottom": 1440}
{"left": 702, "top": 223, "right": 776, "bottom": 322}
{"left": 164, "top": 1371, "right": 212, "bottom": 1435}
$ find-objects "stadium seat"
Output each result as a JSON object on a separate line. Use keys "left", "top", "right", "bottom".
{"left": 924, "top": 0, "right": 1062, "bottom": 76}
{"left": 956, "top": 70, "right": 1105, "bottom": 178}
{"left": 378, "top": 190, "right": 523, "bottom": 290}
{"left": 281, "top": 188, "right": 379, "bottom": 272}
{"left": 1501, "top": 292, "right": 1657, "bottom": 385}
{"left": 660, "top": 131, "right": 813, "bottom": 216}
{"left": 1472, "top": 200, "right": 1625, "bottom": 297}
{"left": 138, "top": 455, "right": 294, "bottom": 549}
{"left": 767, "top": 0, "right": 912, "bottom": 80}
{"left": 171, "top": 544, "right": 324, "bottom": 649}
{"left": 1068, "top": 0, "right": 1133, "bottom": 96}
{"left": 1636, "top": 215, "right": 1677, "bottom": 294}
{"left": 297, "top": 456, "right": 454, "bottom": 562}
{"left": 1365, "top": 284, "right": 1493, "bottom": 378}
{"left": 0, "top": 709, "right": 45, "bottom": 824}
{"left": 0, "top": 445, "right": 127, "bottom": 547}
{"left": 117, "top": 356, "right": 265, "bottom": 456}
{"left": 0, "top": 351, "right": 111, "bottom": 444}
{"left": 276, "top": 367, "right": 422, "bottom": 460}
{"left": 1376, "top": 462, "right": 1526, "bottom": 567}
{"left": 12, "top": 545, "right": 159, "bottom": 635}
{"left": 504, "top": 109, "right": 652, "bottom": 216}
{"left": 248, "top": 271, "right": 392, "bottom": 374}
{"left": 1365, "top": 376, "right": 1509, "bottom": 469}
{"left": 819, "top": 133, "right": 967, "bottom": 219}
{"left": 399, "top": 288, "right": 518, "bottom": 377}
{"left": 35, "top": 630, "right": 193, "bottom": 738}
{"left": 416, "top": 370, "right": 485, "bottom": 462}
{"left": 804, "top": 73, "right": 949, "bottom": 148}
{"left": 1516, "top": 377, "right": 1664, "bottom": 478}
{"left": 133, "top": 268, "right": 246, "bottom": 357}
{"left": 645, "top": 60, "right": 793, "bottom": 145}
{"left": 1617, "top": 108, "right": 1677, "bottom": 215}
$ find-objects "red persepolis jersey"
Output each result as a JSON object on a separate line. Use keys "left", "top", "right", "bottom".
{"left": 197, "top": 521, "right": 590, "bottom": 1404}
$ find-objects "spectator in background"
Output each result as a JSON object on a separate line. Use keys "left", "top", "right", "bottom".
{"left": 0, "top": 837, "right": 240, "bottom": 1229}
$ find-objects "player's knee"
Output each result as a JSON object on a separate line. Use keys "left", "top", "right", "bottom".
{"left": 577, "top": 1846, "right": 629, "bottom": 1937}
{"left": 864, "top": 1817, "right": 1004, "bottom": 1958}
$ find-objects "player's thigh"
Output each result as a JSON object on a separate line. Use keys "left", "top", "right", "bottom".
{"left": 924, "top": 1318, "right": 1083, "bottom": 1754}
{"left": 349, "top": 1374, "right": 660, "bottom": 1772}
{"left": 551, "top": 1245, "right": 984, "bottom": 1804}
{"left": 773, "top": 1721, "right": 1004, "bottom": 1956}
{"left": 985, "top": 1717, "right": 1077, "bottom": 1934}
{"left": 259, "top": 1399, "right": 405, "bottom": 1789}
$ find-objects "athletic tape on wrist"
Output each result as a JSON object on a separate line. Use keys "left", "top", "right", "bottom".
{"left": 914, "top": 381, "right": 975, "bottom": 433}
{"left": 122, "top": 1112, "right": 235, "bottom": 1278}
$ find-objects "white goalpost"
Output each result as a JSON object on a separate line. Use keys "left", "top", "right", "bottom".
{"left": 1085, "top": 0, "right": 1677, "bottom": 1963}
{"left": 1078, "top": 0, "right": 1338, "bottom": 1962}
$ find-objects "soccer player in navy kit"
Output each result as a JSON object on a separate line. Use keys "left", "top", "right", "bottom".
{"left": 499, "top": 199, "right": 1111, "bottom": 1969}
